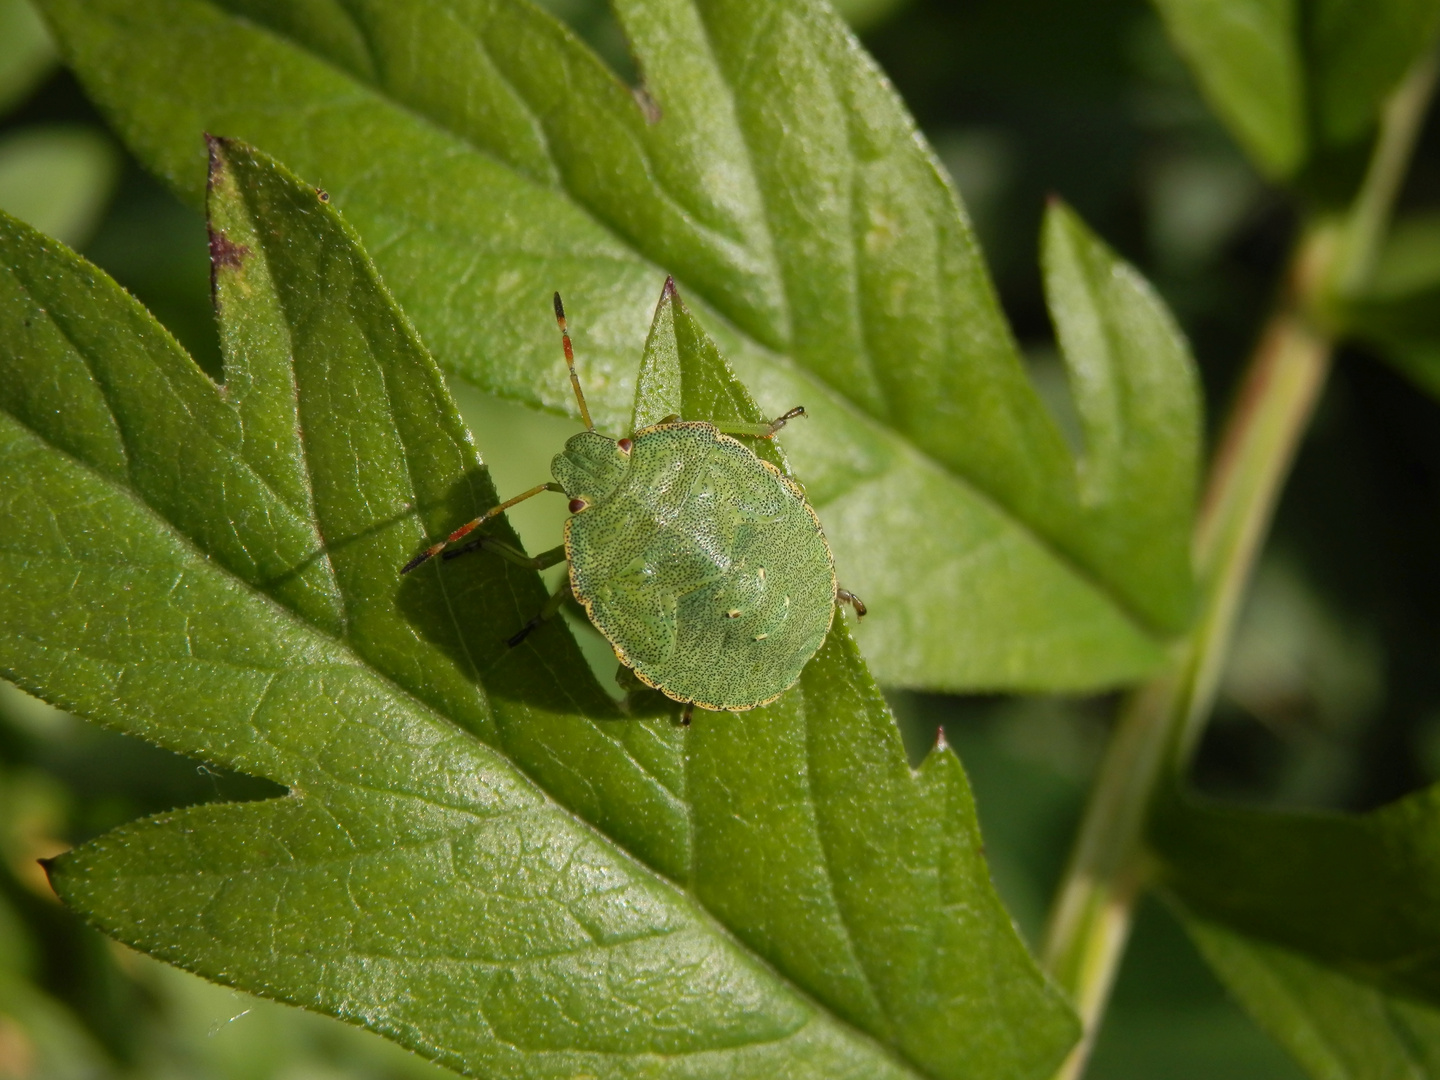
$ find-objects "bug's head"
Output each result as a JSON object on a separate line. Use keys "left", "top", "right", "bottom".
{"left": 551, "top": 430, "right": 628, "bottom": 503}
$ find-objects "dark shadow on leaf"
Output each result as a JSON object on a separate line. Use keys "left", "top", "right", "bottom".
{"left": 256, "top": 507, "right": 416, "bottom": 595}
{"left": 395, "top": 468, "right": 625, "bottom": 721}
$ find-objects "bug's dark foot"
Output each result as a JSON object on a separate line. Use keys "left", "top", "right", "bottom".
{"left": 506, "top": 617, "right": 542, "bottom": 647}
{"left": 838, "top": 587, "right": 867, "bottom": 619}
{"left": 764, "top": 406, "right": 806, "bottom": 438}
{"left": 442, "top": 536, "right": 486, "bottom": 561}
{"left": 680, "top": 702, "right": 694, "bottom": 727}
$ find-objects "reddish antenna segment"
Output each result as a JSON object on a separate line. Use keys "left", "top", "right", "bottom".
{"left": 554, "top": 292, "right": 594, "bottom": 432}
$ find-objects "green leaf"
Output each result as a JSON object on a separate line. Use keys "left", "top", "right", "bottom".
{"left": 1, "top": 142, "right": 1077, "bottom": 1079}
{"left": 1151, "top": 786, "right": 1440, "bottom": 1007}
{"left": 1150, "top": 0, "right": 1440, "bottom": 179}
{"left": 631, "top": 276, "right": 787, "bottom": 474}
{"left": 34, "top": 0, "right": 1202, "bottom": 691}
{"left": 1179, "top": 910, "right": 1440, "bottom": 1080}
{"left": 1040, "top": 202, "right": 1200, "bottom": 630}
{"left": 1149, "top": 0, "right": 1307, "bottom": 179}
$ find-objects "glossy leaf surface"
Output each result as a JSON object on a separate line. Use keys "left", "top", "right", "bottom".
{"left": 0, "top": 142, "right": 1077, "bottom": 1080}
{"left": 1040, "top": 202, "right": 1200, "bottom": 634}
{"left": 34, "top": 0, "right": 1208, "bottom": 690}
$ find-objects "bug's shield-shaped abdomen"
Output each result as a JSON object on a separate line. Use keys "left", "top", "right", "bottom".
{"left": 566, "top": 423, "right": 836, "bottom": 711}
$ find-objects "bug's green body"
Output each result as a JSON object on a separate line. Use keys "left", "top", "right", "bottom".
{"left": 400, "top": 290, "right": 859, "bottom": 716}
{"left": 554, "top": 422, "right": 837, "bottom": 711}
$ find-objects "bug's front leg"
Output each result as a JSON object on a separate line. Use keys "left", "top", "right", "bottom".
{"left": 400, "top": 482, "right": 565, "bottom": 574}
{"left": 837, "top": 588, "right": 867, "bottom": 618}
{"left": 712, "top": 406, "right": 806, "bottom": 439}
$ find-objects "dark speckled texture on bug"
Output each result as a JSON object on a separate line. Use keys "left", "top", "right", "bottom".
{"left": 553, "top": 421, "right": 836, "bottom": 711}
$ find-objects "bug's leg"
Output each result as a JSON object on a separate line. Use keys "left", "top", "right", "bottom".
{"left": 401, "top": 482, "right": 565, "bottom": 574}
{"left": 711, "top": 406, "right": 806, "bottom": 440}
{"left": 680, "top": 702, "right": 694, "bottom": 727}
{"left": 507, "top": 578, "right": 574, "bottom": 648}
{"left": 444, "top": 538, "right": 566, "bottom": 571}
{"left": 837, "top": 587, "right": 867, "bottom": 618}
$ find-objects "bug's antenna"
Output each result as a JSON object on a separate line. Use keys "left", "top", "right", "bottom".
{"left": 554, "top": 292, "right": 594, "bottom": 431}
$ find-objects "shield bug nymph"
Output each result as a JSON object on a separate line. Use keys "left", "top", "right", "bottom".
{"left": 402, "top": 292, "right": 865, "bottom": 722}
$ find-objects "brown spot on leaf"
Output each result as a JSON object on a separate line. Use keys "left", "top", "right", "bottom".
{"left": 633, "top": 84, "right": 662, "bottom": 124}
{"left": 209, "top": 228, "right": 249, "bottom": 272}
{"left": 208, "top": 227, "right": 251, "bottom": 298}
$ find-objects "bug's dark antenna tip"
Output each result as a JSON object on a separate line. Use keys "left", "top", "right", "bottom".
{"left": 554, "top": 290, "right": 593, "bottom": 430}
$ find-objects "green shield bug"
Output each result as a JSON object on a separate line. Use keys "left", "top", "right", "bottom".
{"left": 402, "top": 289, "right": 865, "bottom": 721}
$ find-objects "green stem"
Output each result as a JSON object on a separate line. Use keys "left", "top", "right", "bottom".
{"left": 1039, "top": 50, "right": 1439, "bottom": 1080}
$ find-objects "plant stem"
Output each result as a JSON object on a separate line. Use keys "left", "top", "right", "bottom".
{"left": 1039, "top": 50, "right": 1439, "bottom": 1080}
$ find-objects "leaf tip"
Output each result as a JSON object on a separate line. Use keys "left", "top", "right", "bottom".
{"left": 632, "top": 84, "right": 662, "bottom": 125}
{"left": 662, "top": 275, "right": 678, "bottom": 299}
{"left": 35, "top": 854, "right": 64, "bottom": 897}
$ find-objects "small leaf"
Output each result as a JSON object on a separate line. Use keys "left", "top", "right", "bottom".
{"left": 2, "top": 142, "right": 1077, "bottom": 1079}
{"left": 632, "top": 277, "right": 786, "bottom": 471}
{"left": 1179, "top": 910, "right": 1440, "bottom": 1080}
{"left": 34, "top": 0, "right": 1199, "bottom": 691}
{"left": 1151, "top": 785, "right": 1440, "bottom": 1007}
{"left": 1151, "top": 0, "right": 1440, "bottom": 179}
{"left": 1149, "top": 0, "right": 1306, "bottom": 179}
{"left": 1041, "top": 201, "right": 1200, "bottom": 632}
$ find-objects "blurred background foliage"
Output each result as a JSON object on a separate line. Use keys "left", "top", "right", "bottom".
{"left": 1, "top": 0, "right": 1437, "bottom": 1075}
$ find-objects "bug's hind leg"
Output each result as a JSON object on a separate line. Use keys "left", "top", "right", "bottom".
{"left": 712, "top": 406, "right": 806, "bottom": 440}
{"left": 507, "top": 578, "right": 574, "bottom": 648}
{"left": 401, "top": 482, "right": 565, "bottom": 574}
{"left": 444, "top": 537, "right": 566, "bottom": 571}
{"left": 837, "top": 588, "right": 867, "bottom": 618}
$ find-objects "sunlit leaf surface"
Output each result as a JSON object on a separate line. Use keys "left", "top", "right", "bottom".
{"left": 34, "top": 0, "right": 1209, "bottom": 691}
{"left": 0, "top": 142, "right": 1077, "bottom": 1080}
